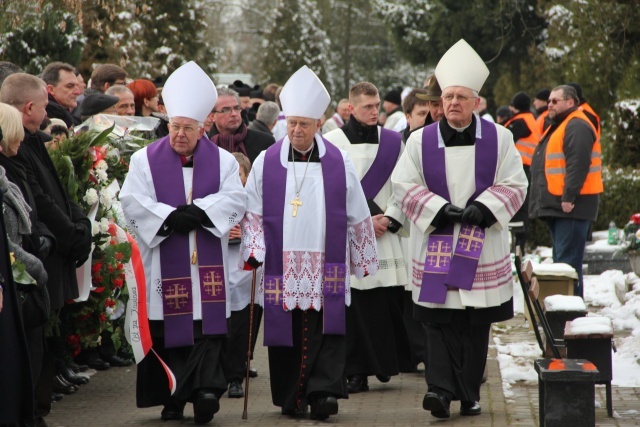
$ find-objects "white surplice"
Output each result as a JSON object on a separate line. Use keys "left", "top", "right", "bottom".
{"left": 241, "top": 134, "right": 379, "bottom": 311}
{"left": 391, "top": 119, "right": 528, "bottom": 309}
{"left": 324, "top": 127, "right": 408, "bottom": 290}
{"left": 119, "top": 144, "right": 247, "bottom": 320}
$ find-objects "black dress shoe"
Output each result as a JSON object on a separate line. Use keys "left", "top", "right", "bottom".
{"left": 375, "top": 374, "right": 391, "bottom": 383}
{"left": 310, "top": 396, "right": 338, "bottom": 421}
{"left": 281, "top": 405, "right": 308, "bottom": 417}
{"left": 109, "top": 355, "right": 134, "bottom": 367}
{"left": 59, "top": 364, "right": 90, "bottom": 385}
{"left": 347, "top": 375, "right": 369, "bottom": 393}
{"left": 51, "top": 393, "right": 64, "bottom": 402}
{"left": 228, "top": 381, "right": 244, "bottom": 398}
{"left": 460, "top": 400, "right": 482, "bottom": 416}
{"left": 68, "top": 362, "right": 89, "bottom": 373}
{"left": 193, "top": 390, "right": 219, "bottom": 424}
{"left": 422, "top": 392, "right": 450, "bottom": 418}
{"left": 53, "top": 374, "right": 78, "bottom": 394}
{"left": 249, "top": 368, "right": 258, "bottom": 378}
{"left": 160, "top": 405, "right": 185, "bottom": 421}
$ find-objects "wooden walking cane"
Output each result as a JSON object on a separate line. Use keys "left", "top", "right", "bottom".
{"left": 242, "top": 269, "right": 258, "bottom": 420}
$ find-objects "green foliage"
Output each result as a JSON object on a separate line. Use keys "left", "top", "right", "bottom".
{"left": 0, "top": 3, "right": 85, "bottom": 74}
{"left": 261, "top": 0, "right": 331, "bottom": 90}
{"left": 377, "top": 0, "right": 546, "bottom": 109}
{"left": 602, "top": 100, "right": 640, "bottom": 169}
{"left": 540, "top": 0, "right": 640, "bottom": 114}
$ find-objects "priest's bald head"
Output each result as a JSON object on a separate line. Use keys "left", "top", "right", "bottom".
{"left": 280, "top": 66, "right": 330, "bottom": 152}
{"left": 161, "top": 61, "right": 217, "bottom": 156}
{"left": 435, "top": 39, "right": 489, "bottom": 128}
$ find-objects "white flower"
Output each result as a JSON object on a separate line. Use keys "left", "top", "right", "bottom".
{"left": 99, "top": 217, "right": 110, "bottom": 233}
{"left": 83, "top": 188, "right": 99, "bottom": 205}
{"left": 91, "top": 221, "right": 100, "bottom": 236}
{"left": 105, "top": 306, "right": 114, "bottom": 316}
{"left": 99, "top": 188, "right": 114, "bottom": 210}
{"left": 95, "top": 168, "right": 109, "bottom": 183}
{"left": 94, "top": 159, "right": 108, "bottom": 171}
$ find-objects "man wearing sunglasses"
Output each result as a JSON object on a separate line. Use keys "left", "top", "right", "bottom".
{"left": 529, "top": 85, "right": 602, "bottom": 298}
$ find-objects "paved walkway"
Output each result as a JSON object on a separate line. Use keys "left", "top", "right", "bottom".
{"left": 46, "top": 312, "right": 640, "bottom": 427}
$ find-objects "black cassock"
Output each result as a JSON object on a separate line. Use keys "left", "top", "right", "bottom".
{"left": 267, "top": 309, "right": 348, "bottom": 413}
{"left": 136, "top": 321, "right": 227, "bottom": 408}
{"left": 0, "top": 192, "right": 34, "bottom": 424}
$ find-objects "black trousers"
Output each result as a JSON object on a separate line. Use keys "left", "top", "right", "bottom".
{"left": 424, "top": 311, "right": 490, "bottom": 403}
{"left": 224, "top": 304, "right": 263, "bottom": 383}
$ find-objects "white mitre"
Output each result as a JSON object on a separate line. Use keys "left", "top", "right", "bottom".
{"left": 162, "top": 61, "right": 218, "bottom": 123}
{"left": 280, "top": 66, "right": 330, "bottom": 120}
{"left": 435, "top": 39, "right": 490, "bottom": 92}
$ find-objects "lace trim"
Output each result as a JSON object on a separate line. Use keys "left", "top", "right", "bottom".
{"left": 378, "top": 258, "right": 406, "bottom": 270}
{"left": 240, "top": 211, "right": 265, "bottom": 262}
{"left": 348, "top": 216, "right": 378, "bottom": 278}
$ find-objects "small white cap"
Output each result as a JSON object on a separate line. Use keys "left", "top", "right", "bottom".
{"left": 280, "top": 66, "right": 330, "bottom": 120}
{"left": 162, "top": 61, "right": 217, "bottom": 123}
{"left": 435, "top": 39, "right": 490, "bottom": 93}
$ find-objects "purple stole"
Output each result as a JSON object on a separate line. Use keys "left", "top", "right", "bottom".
{"left": 262, "top": 138, "right": 347, "bottom": 347}
{"left": 360, "top": 128, "right": 402, "bottom": 200}
{"left": 147, "top": 136, "right": 227, "bottom": 348}
{"left": 418, "top": 119, "right": 498, "bottom": 304}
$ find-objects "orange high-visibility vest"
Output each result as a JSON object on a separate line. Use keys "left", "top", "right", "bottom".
{"left": 544, "top": 109, "right": 603, "bottom": 196}
{"left": 536, "top": 109, "right": 549, "bottom": 136}
{"left": 579, "top": 102, "right": 601, "bottom": 138}
{"left": 505, "top": 112, "right": 540, "bottom": 166}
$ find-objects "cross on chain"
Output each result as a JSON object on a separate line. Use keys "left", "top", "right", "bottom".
{"left": 164, "top": 283, "right": 189, "bottom": 310}
{"left": 458, "top": 226, "right": 484, "bottom": 252}
{"left": 265, "top": 277, "right": 283, "bottom": 305}
{"left": 427, "top": 240, "right": 451, "bottom": 268}
{"left": 290, "top": 196, "right": 303, "bottom": 217}
{"left": 202, "top": 270, "right": 224, "bottom": 297}
{"left": 324, "top": 266, "right": 345, "bottom": 294}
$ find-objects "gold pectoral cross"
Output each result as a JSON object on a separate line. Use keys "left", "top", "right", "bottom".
{"left": 290, "top": 196, "right": 303, "bottom": 217}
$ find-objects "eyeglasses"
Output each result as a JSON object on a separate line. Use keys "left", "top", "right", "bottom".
{"left": 442, "top": 94, "right": 477, "bottom": 102}
{"left": 213, "top": 105, "right": 242, "bottom": 115}
{"left": 548, "top": 98, "right": 568, "bottom": 105}
{"left": 113, "top": 80, "right": 126, "bottom": 86}
{"left": 169, "top": 124, "right": 198, "bottom": 134}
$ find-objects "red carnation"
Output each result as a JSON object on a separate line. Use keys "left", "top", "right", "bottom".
{"left": 92, "top": 262, "right": 102, "bottom": 273}
{"left": 99, "top": 313, "right": 107, "bottom": 323}
{"left": 108, "top": 223, "right": 117, "bottom": 236}
{"left": 115, "top": 252, "right": 124, "bottom": 261}
{"left": 107, "top": 264, "right": 115, "bottom": 273}
{"left": 117, "top": 263, "right": 124, "bottom": 271}
{"left": 113, "top": 279, "right": 124, "bottom": 288}
{"left": 631, "top": 213, "right": 640, "bottom": 225}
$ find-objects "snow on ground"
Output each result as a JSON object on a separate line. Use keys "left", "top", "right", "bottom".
{"left": 494, "top": 265, "right": 640, "bottom": 392}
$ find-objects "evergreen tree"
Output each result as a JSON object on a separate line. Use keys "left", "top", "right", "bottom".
{"left": 261, "top": 0, "right": 331, "bottom": 91}
{"left": 0, "top": 2, "right": 85, "bottom": 74}
{"left": 376, "top": 0, "right": 546, "bottom": 110}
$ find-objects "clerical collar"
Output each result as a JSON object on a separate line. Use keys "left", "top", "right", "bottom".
{"left": 288, "top": 141, "right": 320, "bottom": 162}
{"left": 439, "top": 115, "right": 477, "bottom": 147}
{"left": 342, "top": 114, "right": 378, "bottom": 144}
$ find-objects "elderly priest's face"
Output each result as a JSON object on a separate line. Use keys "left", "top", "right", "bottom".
{"left": 441, "top": 86, "right": 481, "bottom": 128}
{"left": 287, "top": 116, "right": 320, "bottom": 152}
{"left": 168, "top": 116, "right": 205, "bottom": 156}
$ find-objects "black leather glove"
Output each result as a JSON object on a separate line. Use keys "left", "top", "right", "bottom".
{"left": 69, "top": 221, "right": 92, "bottom": 265}
{"left": 184, "top": 204, "right": 213, "bottom": 228}
{"left": 247, "top": 257, "right": 263, "bottom": 269}
{"left": 462, "top": 205, "right": 484, "bottom": 226}
{"left": 442, "top": 204, "right": 464, "bottom": 224}
{"left": 165, "top": 209, "right": 201, "bottom": 234}
{"left": 38, "top": 236, "right": 54, "bottom": 259}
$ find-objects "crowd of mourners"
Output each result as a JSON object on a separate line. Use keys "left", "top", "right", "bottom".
{"left": 0, "top": 36, "right": 602, "bottom": 427}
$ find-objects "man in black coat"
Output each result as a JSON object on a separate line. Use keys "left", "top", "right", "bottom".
{"left": 41, "top": 62, "right": 82, "bottom": 129}
{"left": 1, "top": 72, "right": 92, "bottom": 426}
{"left": 207, "top": 87, "right": 275, "bottom": 164}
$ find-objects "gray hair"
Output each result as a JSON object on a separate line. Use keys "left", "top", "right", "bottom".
{"left": 105, "top": 85, "right": 133, "bottom": 97}
{"left": 554, "top": 85, "right": 579, "bottom": 104}
{"left": 256, "top": 101, "right": 280, "bottom": 125}
{"left": 216, "top": 87, "right": 241, "bottom": 105}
